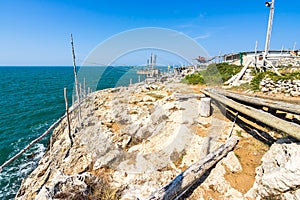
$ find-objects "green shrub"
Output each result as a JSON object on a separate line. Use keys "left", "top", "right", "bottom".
{"left": 250, "top": 72, "right": 267, "bottom": 90}
{"left": 182, "top": 63, "right": 242, "bottom": 85}
{"left": 183, "top": 72, "right": 205, "bottom": 85}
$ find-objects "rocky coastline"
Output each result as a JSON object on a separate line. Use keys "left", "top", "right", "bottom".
{"left": 16, "top": 81, "right": 300, "bottom": 200}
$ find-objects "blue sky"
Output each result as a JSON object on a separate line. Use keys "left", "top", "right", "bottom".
{"left": 0, "top": 0, "right": 299, "bottom": 66}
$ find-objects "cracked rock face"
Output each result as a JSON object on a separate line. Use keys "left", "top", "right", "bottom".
{"left": 16, "top": 80, "right": 300, "bottom": 200}
{"left": 246, "top": 141, "right": 300, "bottom": 199}
{"left": 16, "top": 82, "right": 224, "bottom": 200}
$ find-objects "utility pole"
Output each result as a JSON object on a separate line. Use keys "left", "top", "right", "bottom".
{"left": 263, "top": 0, "right": 275, "bottom": 63}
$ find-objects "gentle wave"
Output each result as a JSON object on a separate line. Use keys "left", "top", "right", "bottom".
{"left": 0, "top": 66, "right": 148, "bottom": 199}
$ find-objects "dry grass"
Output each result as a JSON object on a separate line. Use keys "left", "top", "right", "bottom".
{"left": 147, "top": 92, "right": 165, "bottom": 99}
{"left": 53, "top": 173, "right": 121, "bottom": 200}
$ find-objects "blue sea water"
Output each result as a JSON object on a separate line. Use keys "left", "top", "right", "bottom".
{"left": 0, "top": 66, "right": 150, "bottom": 199}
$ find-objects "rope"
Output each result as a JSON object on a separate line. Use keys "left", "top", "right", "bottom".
{"left": 228, "top": 112, "right": 239, "bottom": 138}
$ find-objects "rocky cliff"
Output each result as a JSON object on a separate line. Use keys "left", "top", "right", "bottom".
{"left": 16, "top": 82, "right": 300, "bottom": 200}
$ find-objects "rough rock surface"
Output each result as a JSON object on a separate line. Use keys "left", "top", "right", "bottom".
{"left": 16, "top": 82, "right": 235, "bottom": 200}
{"left": 246, "top": 140, "right": 300, "bottom": 200}
{"left": 260, "top": 78, "right": 300, "bottom": 97}
{"left": 15, "top": 81, "right": 300, "bottom": 200}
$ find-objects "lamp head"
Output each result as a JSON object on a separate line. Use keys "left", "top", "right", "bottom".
{"left": 265, "top": 2, "right": 272, "bottom": 7}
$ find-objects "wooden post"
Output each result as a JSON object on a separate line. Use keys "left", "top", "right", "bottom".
{"left": 199, "top": 97, "right": 211, "bottom": 117}
{"left": 70, "top": 33, "right": 81, "bottom": 123}
{"left": 147, "top": 137, "right": 239, "bottom": 200}
{"left": 79, "top": 83, "right": 82, "bottom": 99}
{"left": 64, "top": 88, "right": 73, "bottom": 146}
{"left": 228, "top": 112, "right": 239, "bottom": 138}
{"left": 71, "top": 33, "right": 80, "bottom": 104}
{"left": 83, "top": 77, "right": 86, "bottom": 97}
{"left": 201, "top": 89, "right": 300, "bottom": 140}
{"left": 130, "top": 78, "right": 132, "bottom": 85}
{"left": 72, "top": 93, "right": 74, "bottom": 106}
{"left": 138, "top": 76, "right": 141, "bottom": 82}
{"left": 0, "top": 100, "right": 84, "bottom": 172}
{"left": 88, "top": 87, "right": 90, "bottom": 95}
{"left": 210, "top": 89, "right": 300, "bottom": 115}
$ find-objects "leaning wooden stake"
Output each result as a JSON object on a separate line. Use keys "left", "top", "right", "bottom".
{"left": 0, "top": 115, "right": 66, "bottom": 173}
{"left": 228, "top": 112, "right": 239, "bottom": 138}
{"left": 64, "top": 88, "right": 73, "bottom": 146}
{"left": 0, "top": 101, "right": 83, "bottom": 173}
{"left": 147, "top": 136, "right": 239, "bottom": 200}
{"left": 79, "top": 83, "right": 82, "bottom": 99}
{"left": 83, "top": 77, "right": 86, "bottom": 97}
{"left": 70, "top": 33, "right": 81, "bottom": 121}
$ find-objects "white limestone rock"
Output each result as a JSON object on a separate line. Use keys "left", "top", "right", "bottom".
{"left": 246, "top": 142, "right": 300, "bottom": 199}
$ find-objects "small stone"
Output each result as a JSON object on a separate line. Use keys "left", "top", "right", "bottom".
{"left": 143, "top": 95, "right": 156, "bottom": 102}
{"left": 291, "top": 91, "right": 300, "bottom": 97}
{"left": 261, "top": 87, "right": 269, "bottom": 93}
{"left": 222, "top": 152, "right": 242, "bottom": 173}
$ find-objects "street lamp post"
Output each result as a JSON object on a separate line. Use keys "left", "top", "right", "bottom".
{"left": 263, "top": 0, "right": 275, "bottom": 64}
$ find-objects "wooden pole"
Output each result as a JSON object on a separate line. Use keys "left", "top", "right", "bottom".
{"left": 263, "top": 0, "right": 275, "bottom": 61}
{"left": 228, "top": 112, "right": 239, "bottom": 138}
{"left": 70, "top": 33, "right": 81, "bottom": 122}
{"left": 79, "top": 83, "right": 82, "bottom": 99}
{"left": 210, "top": 89, "right": 300, "bottom": 115}
{"left": 0, "top": 115, "right": 66, "bottom": 173}
{"left": 147, "top": 137, "right": 239, "bottom": 200}
{"left": 83, "top": 77, "right": 86, "bottom": 97}
{"left": 72, "top": 93, "right": 74, "bottom": 105}
{"left": 201, "top": 89, "right": 300, "bottom": 140}
{"left": 64, "top": 88, "right": 73, "bottom": 146}
{"left": 71, "top": 33, "right": 80, "bottom": 103}
{"left": 0, "top": 101, "right": 83, "bottom": 172}
{"left": 254, "top": 40, "right": 258, "bottom": 70}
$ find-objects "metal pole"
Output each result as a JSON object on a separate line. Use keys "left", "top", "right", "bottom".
{"left": 254, "top": 40, "right": 258, "bottom": 69}
{"left": 263, "top": 0, "right": 275, "bottom": 61}
{"left": 293, "top": 42, "right": 297, "bottom": 51}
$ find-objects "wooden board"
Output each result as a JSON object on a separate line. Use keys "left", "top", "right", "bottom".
{"left": 147, "top": 137, "right": 239, "bottom": 200}
{"left": 201, "top": 89, "right": 300, "bottom": 141}
{"left": 210, "top": 89, "right": 300, "bottom": 115}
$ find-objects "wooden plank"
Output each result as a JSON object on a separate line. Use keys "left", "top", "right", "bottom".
{"left": 201, "top": 89, "right": 300, "bottom": 140}
{"left": 147, "top": 137, "right": 239, "bottom": 200}
{"left": 210, "top": 89, "right": 300, "bottom": 115}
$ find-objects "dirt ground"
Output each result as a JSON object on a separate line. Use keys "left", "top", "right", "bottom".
{"left": 183, "top": 84, "right": 298, "bottom": 199}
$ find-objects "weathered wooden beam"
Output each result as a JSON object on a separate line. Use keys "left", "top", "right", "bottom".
{"left": 0, "top": 99, "right": 84, "bottom": 172}
{"left": 201, "top": 89, "right": 300, "bottom": 140}
{"left": 210, "top": 89, "right": 300, "bottom": 115}
{"left": 147, "top": 136, "right": 239, "bottom": 200}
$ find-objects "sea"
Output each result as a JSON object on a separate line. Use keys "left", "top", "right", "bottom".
{"left": 0, "top": 66, "right": 162, "bottom": 199}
